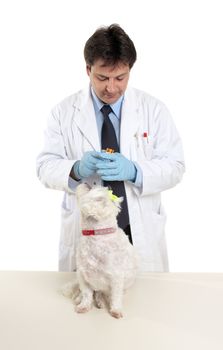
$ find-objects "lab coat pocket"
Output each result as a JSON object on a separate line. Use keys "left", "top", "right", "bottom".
{"left": 135, "top": 134, "right": 154, "bottom": 161}
{"left": 143, "top": 142, "right": 153, "bottom": 160}
{"left": 151, "top": 205, "right": 167, "bottom": 243}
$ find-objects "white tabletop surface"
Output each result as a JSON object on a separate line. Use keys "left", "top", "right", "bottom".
{"left": 1, "top": 271, "right": 223, "bottom": 350}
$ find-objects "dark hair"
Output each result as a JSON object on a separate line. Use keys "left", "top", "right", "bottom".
{"left": 84, "top": 24, "right": 137, "bottom": 69}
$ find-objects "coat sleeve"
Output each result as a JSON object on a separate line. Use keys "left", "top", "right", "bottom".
{"left": 134, "top": 101, "right": 185, "bottom": 197}
{"left": 36, "top": 105, "right": 78, "bottom": 193}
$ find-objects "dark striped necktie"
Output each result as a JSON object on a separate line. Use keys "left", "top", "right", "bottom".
{"left": 101, "top": 104, "right": 130, "bottom": 232}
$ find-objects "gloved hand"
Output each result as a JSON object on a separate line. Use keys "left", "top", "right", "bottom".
{"left": 96, "top": 152, "right": 137, "bottom": 182}
{"left": 73, "top": 151, "right": 100, "bottom": 179}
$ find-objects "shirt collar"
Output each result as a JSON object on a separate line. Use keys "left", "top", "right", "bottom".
{"left": 91, "top": 87, "right": 124, "bottom": 119}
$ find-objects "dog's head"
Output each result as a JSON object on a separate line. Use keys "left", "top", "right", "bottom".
{"left": 76, "top": 183, "right": 123, "bottom": 222}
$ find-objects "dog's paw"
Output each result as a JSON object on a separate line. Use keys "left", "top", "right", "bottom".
{"left": 95, "top": 299, "right": 106, "bottom": 309}
{"left": 94, "top": 291, "right": 106, "bottom": 309}
{"left": 75, "top": 304, "right": 91, "bottom": 314}
{"left": 110, "top": 309, "right": 123, "bottom": 319}
{"left": 73, "top": 293, "right": 82, "bottom": 305}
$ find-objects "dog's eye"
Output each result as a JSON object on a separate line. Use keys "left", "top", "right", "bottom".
{"left": 95, "top": 197, "right": 104, "bottom": 202}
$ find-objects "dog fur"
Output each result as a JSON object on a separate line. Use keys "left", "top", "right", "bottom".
{"left": 64, "top": 183, "right": 138, "bottom": 319}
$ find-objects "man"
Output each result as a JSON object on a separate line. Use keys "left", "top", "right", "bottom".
{"left": 36, "top": 24, "right": 185, "bottom": 272}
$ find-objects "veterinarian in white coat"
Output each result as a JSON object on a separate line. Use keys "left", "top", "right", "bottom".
{"left": 37, "top": 24, "right": 185, "bottom": 272}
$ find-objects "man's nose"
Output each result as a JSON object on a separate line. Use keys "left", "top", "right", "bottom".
{"left": 106, "top": 78, "right": 115, "bottom": 93}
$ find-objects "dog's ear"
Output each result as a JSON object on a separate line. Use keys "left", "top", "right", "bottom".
{"left": 113, "top": 196, "right": 123, "bottom": 210}
{"left": 76, "top": 183, "right": 91, "bottom": 201}
{"left": 106, "top": 188, "right": 123, "bottom": 210}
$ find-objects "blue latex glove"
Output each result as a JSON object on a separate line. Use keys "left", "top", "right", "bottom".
{"left": 96, "top": 152, "right": 137, "bottom": 182}
{"left": 73, "top": 151, "right": 100, "bottom": 179}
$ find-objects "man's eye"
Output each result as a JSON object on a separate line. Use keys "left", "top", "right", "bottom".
{"left": 98, "top": 77, "right": 107, "bottom": 81}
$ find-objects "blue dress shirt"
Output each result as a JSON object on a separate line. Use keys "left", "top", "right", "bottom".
{"left": 91, "top": 88, "right": 142, "bottom": 187}
{"left": 91, "top": 88, "right": 122, "bottom": 145}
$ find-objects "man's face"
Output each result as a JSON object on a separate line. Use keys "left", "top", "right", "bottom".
{"left": 86, "top": 60, "right": 130, "bottom": 104}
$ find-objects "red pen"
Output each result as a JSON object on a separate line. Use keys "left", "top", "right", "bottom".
{"left": 143, "top": 132, "right": 149, "bottom": 143}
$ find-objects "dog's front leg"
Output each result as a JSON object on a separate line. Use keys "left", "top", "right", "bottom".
{"left": 75, "top": 271, "right": 93, "bottom": 314}
{"left": 109, "top": 276, "right": 124, "bottom": 319}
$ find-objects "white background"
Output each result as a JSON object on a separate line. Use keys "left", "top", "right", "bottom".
{"left": 0, "top": 0, "right": 222, "bottom": 271}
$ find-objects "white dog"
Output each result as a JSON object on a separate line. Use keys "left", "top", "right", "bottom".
{"left": 70, "top": 183, "right": 138, "bottom": 319}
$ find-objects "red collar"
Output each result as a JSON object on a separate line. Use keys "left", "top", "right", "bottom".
{"left": 82, "top": 227, "right": 116, "bottom": 236}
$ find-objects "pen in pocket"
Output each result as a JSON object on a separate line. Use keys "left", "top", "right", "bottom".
{"left": 143, "top": 132, "right": 149, "bottom": 143}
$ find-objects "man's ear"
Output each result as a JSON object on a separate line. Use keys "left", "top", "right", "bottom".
{"left": 86, "top": 65, "right": 91, "bottom": 76}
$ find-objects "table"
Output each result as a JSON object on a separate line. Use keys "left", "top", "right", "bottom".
{"left": 1, "top": 272, "right": 223, "bottom": 349}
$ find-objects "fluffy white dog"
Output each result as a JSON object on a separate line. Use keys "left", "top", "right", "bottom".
{"left": 68, "top": 183, "right": 138, "bottom": 319}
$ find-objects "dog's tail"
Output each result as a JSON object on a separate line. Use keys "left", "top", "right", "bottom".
{"left": 60, "top": 281, "right": 80, "bottom": 301}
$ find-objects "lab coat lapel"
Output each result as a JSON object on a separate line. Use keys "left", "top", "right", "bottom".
{"left": 73, "top": 89, "right": 100, "bottom": 151}
{"left": 120, "top": 88, "right": 140, "bottom": 157}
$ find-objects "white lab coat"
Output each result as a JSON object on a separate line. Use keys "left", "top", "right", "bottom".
{"left": 37, "top": 86, "right": 185, "bottom": 272}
